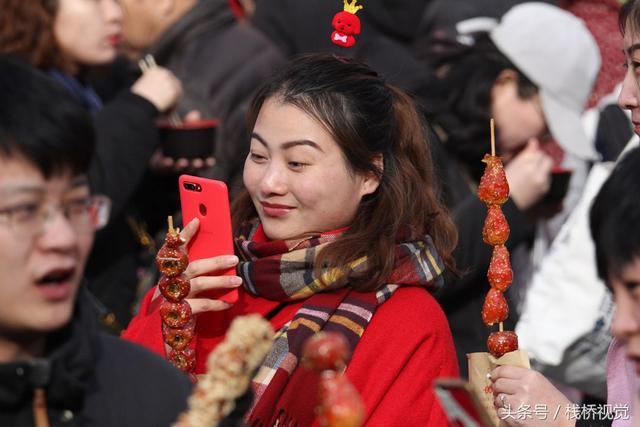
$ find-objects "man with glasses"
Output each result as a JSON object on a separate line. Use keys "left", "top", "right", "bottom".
{"left": 0, "top": 55, "right": 191, "bottom": 427}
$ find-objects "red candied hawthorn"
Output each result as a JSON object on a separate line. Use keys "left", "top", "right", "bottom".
{"left": 487, "top": 331, "right": 519, "bottom": 358}
{"left": 481, "top": 288, "right": 509, "bottom": 326}
{"left": 487, "top": 245, "right": 513, "bottom": 291}
{"left": 482, "top": 205, "right": 510, "bottom": 246}
{"left": 478, "top": 154, "right": 509, "bottom": 205}
{"left": 160, "top": 300, "right": 192, "bottom": 329}
{"left": 302, "top": 332, "right": 350, "bottom": 372}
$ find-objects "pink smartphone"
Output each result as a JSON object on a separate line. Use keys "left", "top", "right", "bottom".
{"left": 179, "top": 175, "right": 238, "bottom": 305}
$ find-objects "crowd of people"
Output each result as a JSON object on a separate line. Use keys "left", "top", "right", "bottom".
{"left": 0, "top": 0, "right": 639, "bottom": 426}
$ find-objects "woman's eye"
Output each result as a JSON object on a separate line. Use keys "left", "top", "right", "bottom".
{"left": 288, "top": 161, "right": 308, "bottom": 170}
{"left": 249, "top": 152, "right": 267, "bottom": 163}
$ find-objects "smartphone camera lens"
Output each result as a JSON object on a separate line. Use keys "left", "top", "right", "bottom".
{"left": 183, "top": 182, "right": 202, "bottom": 192}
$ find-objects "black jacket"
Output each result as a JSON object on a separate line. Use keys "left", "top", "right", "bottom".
{"left": 0, "top": 291, "right": 191, "bottom": 427}
{"left": 84, "top": 91, "right": 161, "bottom": 329}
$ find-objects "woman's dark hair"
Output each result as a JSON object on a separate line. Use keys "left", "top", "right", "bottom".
{"left": 232, "top": 53, "right": 458, "bottom": 291}
{"left": 590, "top": 147, "right": 640, "bottom": 285}
{"left": 422, "top": 34, "right": 538, "bottom": 180}
{"left": 620, "top": 0, "right": 640, "bottom": 35}
{"left": 0, "top": 0, "right": 75, "bottom": 72}
{"left": 0, "top": 55, "right": 94, "bottom": 178}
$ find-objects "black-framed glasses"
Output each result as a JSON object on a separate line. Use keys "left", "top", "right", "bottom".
{"left": 0, "top": 195, "right": 111, "bottom": 237}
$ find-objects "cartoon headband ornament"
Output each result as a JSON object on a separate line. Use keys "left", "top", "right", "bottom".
{"left": 331, "top": 0, "right": 364, "bottom": 48}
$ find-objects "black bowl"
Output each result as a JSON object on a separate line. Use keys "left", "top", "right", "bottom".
{"left": 158, "top": 119, "right": 218, "bottom": 160}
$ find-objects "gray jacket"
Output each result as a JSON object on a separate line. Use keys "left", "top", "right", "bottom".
{"left": 149, "top": 0, "right": 285, "bottom": 190}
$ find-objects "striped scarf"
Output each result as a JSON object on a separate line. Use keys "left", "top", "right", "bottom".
{"left": 234, "top": 222, "right": 445, "bottom": 426}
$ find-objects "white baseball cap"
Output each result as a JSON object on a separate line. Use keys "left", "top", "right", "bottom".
{"left": 490, "top": 2, "right": 601, "bottom": 160}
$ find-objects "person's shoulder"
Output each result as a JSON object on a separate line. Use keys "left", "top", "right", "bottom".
{"left": 95, "top": 332, "right": 191, "bottom": 389}
{"left": 80, "top": 332, "right": 191, "bottom": 426}
{"left": 372, "top": 287, "right": 451, "bottom": 337}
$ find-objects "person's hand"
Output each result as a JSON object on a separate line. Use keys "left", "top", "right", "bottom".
{"left": 490, "top": 365, "right": 575, "bottom": 427}
{"left": 154, "top": 218, "right": 242, "bottom": 313}
{"left": 131, "top": 66, "right": 183, "bottom": 112}
{"left": 150, "top": 110, "right": 216, "bottom": 173}
{"left": 504, "top": 138, "right": 553, "bottom": 210}
{"left": 148, "top": 150, "right": 216, "bottom": 173}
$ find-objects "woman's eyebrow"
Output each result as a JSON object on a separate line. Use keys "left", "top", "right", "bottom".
{"left": 625, "top": 43, "right": 640, "bottom": 56}
{"left": 251, "top": 132, "right": 324, "bottom": 152}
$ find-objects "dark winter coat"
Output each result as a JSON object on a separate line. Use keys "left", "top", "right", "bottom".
{"left": 0, "top": 291, "right": 191, "bottom": 427}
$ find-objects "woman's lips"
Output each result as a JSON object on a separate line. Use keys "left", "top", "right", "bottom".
{"left": 261, "top": 202, "right": 295, "bottom": 218}
{"left": 107, "top": 34, "right": 122, "bottom": 46}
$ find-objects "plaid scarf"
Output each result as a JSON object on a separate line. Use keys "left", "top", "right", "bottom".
{"left": 234, "top": 222, "right": 445, "bottom": 426}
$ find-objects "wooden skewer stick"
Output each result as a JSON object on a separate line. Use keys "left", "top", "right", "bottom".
{"left": 499, "top": 321, "right": 504, "bottom": 332}
{"left": 168, "top": 216, "right": 175, "bottom": 234}
{"left": 490, "top": 118, "right": 496, "bottom": 157}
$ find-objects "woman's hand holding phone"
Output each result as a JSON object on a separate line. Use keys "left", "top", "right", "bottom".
{"left": 155, "top": 218, "right": 243, "bottom": 314}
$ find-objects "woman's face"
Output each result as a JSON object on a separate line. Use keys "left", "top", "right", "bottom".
{"left": 610, "top": 257, "right": 640, "bottom": 375}
{"left": 619, "top": 27, "right": 640, "bottom": 135}
{"left": 243, "top": 98, "right": 380, "bottom": 241}
{"left": 54, "top": 0, "right": 122, "bottom": 68}
{"left": 491, "top": 71, "right": 547, "bottom": 161}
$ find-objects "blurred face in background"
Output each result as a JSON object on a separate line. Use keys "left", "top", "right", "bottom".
{"left": 619, "top": 23, "right": 640, "bottom": 135}
{"left": 54, "top": 0, "right": 122, "bottom": 70}
{"left": 118, "top": 0, "right": 177, "bottom": 53}
{"left": 491, "top": 69, "right": 547, "bottom": 161}
{"left": 610, "top": 257, "right": 640, "bottom": 375}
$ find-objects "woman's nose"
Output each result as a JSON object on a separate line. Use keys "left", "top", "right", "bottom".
{"left": 612, "top": 303, "right": 640, "bottom": 341}
{"left": 102, "top": 0, "right": 123, "bottom": 23}
{"left": 260, "top": 164, "right": 288, "bottom": 196}
{"left": 618, "top": 69, "right": 640, "bottom": 111}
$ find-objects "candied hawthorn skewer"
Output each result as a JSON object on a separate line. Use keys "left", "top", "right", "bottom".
{"left": 479, "top": 119, "right": 519, "bottom": 357}
{"left": 157, "top": 216, "right": 196, "bottom": 372}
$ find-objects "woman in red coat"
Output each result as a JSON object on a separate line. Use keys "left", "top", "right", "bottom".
{"left": 124, "top": 54, "right": 459, "bottom": 426}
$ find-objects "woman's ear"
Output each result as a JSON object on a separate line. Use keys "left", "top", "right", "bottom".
{"left": 494, "top": 69, "right": 518, "bottom": 86}
{"left": 360, "top": 154, "right": 383, "bottom": 197}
